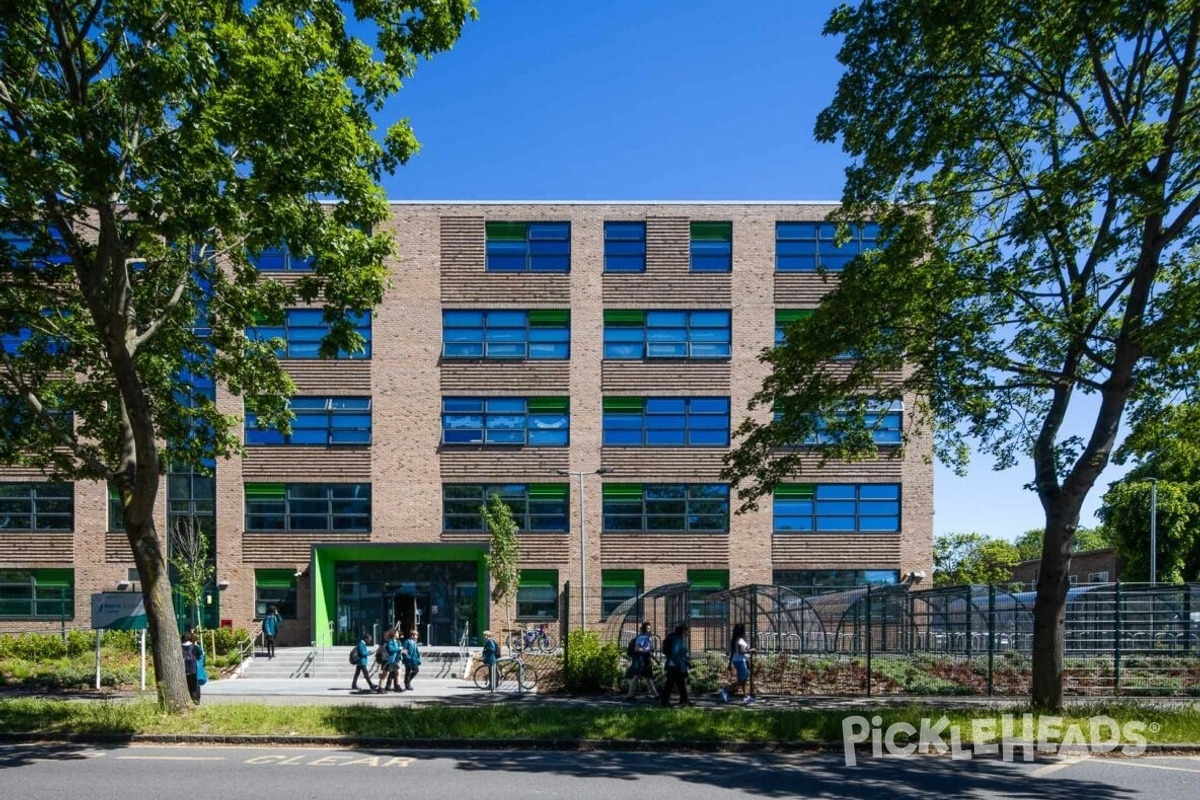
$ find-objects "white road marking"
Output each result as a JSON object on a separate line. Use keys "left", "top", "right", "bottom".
{"left": 1029, "top": 757, "right": 1083, "bottom": 777}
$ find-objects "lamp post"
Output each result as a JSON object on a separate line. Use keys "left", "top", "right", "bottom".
{"left": 1147, "top": 478, "right": 1158, "bottom": 586}
{"left": 554, "top": 467, "right": 612, "bottom": 630}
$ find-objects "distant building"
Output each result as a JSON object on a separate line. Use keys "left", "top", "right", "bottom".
{"left": 1009, "top": 548, "right": 1124, "bottom": 586}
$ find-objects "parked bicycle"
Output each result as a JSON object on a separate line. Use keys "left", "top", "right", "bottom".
{"left": 507, "top": 623, "right": 555, "bottom": 654}
{"left": 471, "top": 655, "right": 539, "bottom": 692}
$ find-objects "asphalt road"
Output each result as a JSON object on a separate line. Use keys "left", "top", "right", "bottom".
{"left": 2, "top": 743, "right": 1199, "bottom": 798}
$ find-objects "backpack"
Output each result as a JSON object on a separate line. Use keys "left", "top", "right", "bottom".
{"left": 375, "top": 644, "right": 388, "bottom": 665}
{"left": 182, "top": 644, "right": 198, "bottom": 675}
{"left": 349, "top": 647, "right": 359, "bottom": 665}
{"left": 627, "top": 637, "right": 639, "bottom": 658}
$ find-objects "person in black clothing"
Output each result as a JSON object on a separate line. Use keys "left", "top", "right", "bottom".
{"left": 659, "top": 623, "right": 692, "bottom": 707}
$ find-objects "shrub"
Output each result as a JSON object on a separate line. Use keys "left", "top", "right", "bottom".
{"left": 563, "top": 630, "right": 620, "bottom": 693}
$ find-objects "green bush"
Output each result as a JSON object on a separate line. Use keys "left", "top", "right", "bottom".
{"left": 563, "top": 630, "right": 621, "bottom": 693}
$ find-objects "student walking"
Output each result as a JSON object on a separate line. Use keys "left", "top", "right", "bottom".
{"left": 719, "top": 623, "right": 757, "bottom": 704}
{"left": 261, "top": 605, "right": 282, "bottom": 659}
{"left": 659, "top": 623, "right": 692, "bottom": 708}
{"left": 481, "top": 629, "right": 500, "bottom": 689}
{"left": 402, "top": 629, "right": 421, "bottom": 691}
{"left": 181, "top": 631, "right": 204, "bottom": 704}
{"left": 625, "top": 621, "right": 657, "bottom": 700}
{"left": 350, "top": 632, "right": 380, "bottom": 693}
{"left": 383, "top": 629, "right": 403, "bottom": 693}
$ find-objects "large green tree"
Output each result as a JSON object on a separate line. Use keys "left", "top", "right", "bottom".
{"left": 1099, "top": 402, "right": 1200, "bottom": 581}
{"left": 725, "top": 1, "right": 1200, "bottom": 710}
{"left": 0, "top": 0, "right": 474, "bottom": 711}
{"left": 933, "top": 532, "right": 1020, "bottom": 587}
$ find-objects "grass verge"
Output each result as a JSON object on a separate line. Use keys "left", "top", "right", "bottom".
{"left": 0, "top": 699, "right": 1198, "bottom": 746}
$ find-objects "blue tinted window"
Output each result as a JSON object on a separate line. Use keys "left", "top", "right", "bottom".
{"left": 690, "top": 222, "right": 732, "bottom": 272}
{"left": 772, "top": 484, "right": 900, "bottom": 533}
{"left": 602, "top": 397, "right": 730, "bottom": 447}
{"left": 246, "top": 309, "right": 371, "bottom": 359}
{"left": 790, "top": 402, "right": 903, "bottom": 446}
{"left": 246, "top": 397, "right": 371, "bottom": 446}
{"left": 486, "top": 222, "right": 571, "bottom": 272}
{"left": 442, "top": 310, "right": 570, "bottom": 360}
{"left": 603, "top": 310, "right": 731, "bottom": 360}
{"left": 249, "top": 245, "right": 314, "bottom": 272}
{"left": 604, "top": 222, "right": 646, "bottom": 272}
{"left": 442, "top": 398, "right": 569, "bottom": 447}
{"left": 776, "top": 221, "right": 881, "bottom": 272}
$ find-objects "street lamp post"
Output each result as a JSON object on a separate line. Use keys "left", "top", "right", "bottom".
{"left": 554, "top": 467, "right": 612, "bottom": 630}
{"left": 1148, "top": 478, "right": 1158, "bottom": 586}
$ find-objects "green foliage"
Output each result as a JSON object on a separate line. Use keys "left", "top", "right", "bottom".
{"left": 724, "top": 0, "right": 1200, "bottom": 709}
{"left": 1101, "top": 480, "right": 1200, "bottom": 582}
{"left": 933, "top": 533, "right": 1021, "bottom": 586}
{"left": 210, "top": 627, "right": 252, "bottom": 657}
{"left": 562, "top": 630, "right": 621, "bottom": 694}
{"left": 1013, "top": 526, "right": 1114, "bottom": 562}
{"left": 0, "top": 1, "right": 475, "bottom": 709}
{"left": 482, "top": 493, "right": 521, "bottom": 627}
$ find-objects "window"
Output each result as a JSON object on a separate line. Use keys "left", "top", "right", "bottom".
{"left": 249, "top": 245, "right": 313, "bottom": 272}
{"left": 773, "top": 569, "right": 900, "bottom": 596}
{"left": 603, "top": 310, "right": 731, "bottom": 359}
{"left": 108, "top": 486, "right": 124, "bottom": 531}
{"left": 246, "top": 397, "right": 372, "bottom": 445}
{"left": 485, "top": 222, "right": 570, "bottom": 272}
{"left": 442, "top": 310, "right": 570, "bottom": 360}
{"left": 602, "top": 484, "right": 728, "bottom": 533}
{"left": 774, "top": 309, "right": 813, "bottom": 347}
{"left": 0, "top": 569, "right": 74, "bottom": 619}
{"left": 247, "top": 309, "right": 372, "bottom": 359}
{"left": 1, "top": 310, "right": 72, "bottom": 356}
{"left": 688, "top": 569, "right": 728, "bottom": 620}
{"left": 255, "top": 570, "right": 298, "bottom": 618}
{"left": 773, "top": 484, "right": 900, "bottom": 533}
{"left": 690, "top": 221, "right": 732, "bottom": 272}
{"left": 601, "top": 569, "right": 644, "bottom": 619}
{"left": 602, "top": 397, "right": 730, "bottom": 447}
{"left": 1, "top": 230, "right": 71, "bottom": 270}
{"left": 442, "top": 484, "right": 569, "bottom": 532}
{"left": 442, "top": 397, "right": 569, "bottom": 446}
{"left": 604, "top": 222, "right": 646, "bottom": 272}
{"left": 0, "top": 482, "right": 73, "bottom": 532}
{"left": 777, "top": 401, "right": 903, "bottom": 446}
{"left": 776, "top": 222, "right": 880, "bottom": 272}
{"left": 245, "top": 483, "right": 371, "bottom": 532}
{"left": 516, "top": 569, "right": 559, "bottom": 619}
{"left": 1088, "top": 571, "right": 1110, "bottom": 583}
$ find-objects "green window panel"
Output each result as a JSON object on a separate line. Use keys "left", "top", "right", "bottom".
{"left": 516, "top": 569, "right": 559, "bottom": 620}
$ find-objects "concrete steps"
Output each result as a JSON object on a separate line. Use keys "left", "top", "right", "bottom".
{"left": 238, "top": 646, "right": 475, "bottom": 680}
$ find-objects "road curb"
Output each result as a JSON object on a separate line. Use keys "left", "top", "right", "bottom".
{"left": 2, "top": 731, "right": 1200, "bottom": 755}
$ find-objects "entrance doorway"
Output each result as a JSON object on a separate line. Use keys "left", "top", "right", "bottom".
{"left": 335, "top": 560, "right": 479, "bottom": 646}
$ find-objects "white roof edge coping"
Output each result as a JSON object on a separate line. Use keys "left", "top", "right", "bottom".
{"left": 383, "top": 200, "right": 844, "bottom": 205}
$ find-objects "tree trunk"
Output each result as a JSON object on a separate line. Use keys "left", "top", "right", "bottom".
{"left": 1030, "top": 502, "right": 1083, "bottom": 710}
{"left": 126, "top": 516, "right": 191, "bottom": 711}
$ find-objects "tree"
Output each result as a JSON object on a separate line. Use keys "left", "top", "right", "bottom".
{"left": 169, "top": 516, "right": 215, "bottom": 634}
{"left": 0, "top": 0, "right": 475, "bottom": 711}
{"left": 1012, "top": 526, "right": 1113, "bottom": 563}
{"left": 725, "top": 2, "right": 1200, "bottom": 710}
{"left": 933, "top": 532, "right": 1020, "bottom": 587}
{"left": 482, "top": 492, "right": 520, "bottom": 635}
{"left": 1098, "top": 402, "right": 1200, "bottom": 581}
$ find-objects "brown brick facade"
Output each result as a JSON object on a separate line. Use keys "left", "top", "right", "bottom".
{"left": 0, "top": 203, "right": 933, "bottom": 642}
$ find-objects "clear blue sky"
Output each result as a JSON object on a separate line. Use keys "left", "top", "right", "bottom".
{"left": 371, "top": 0, "right": 1122, "bottom": 539}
